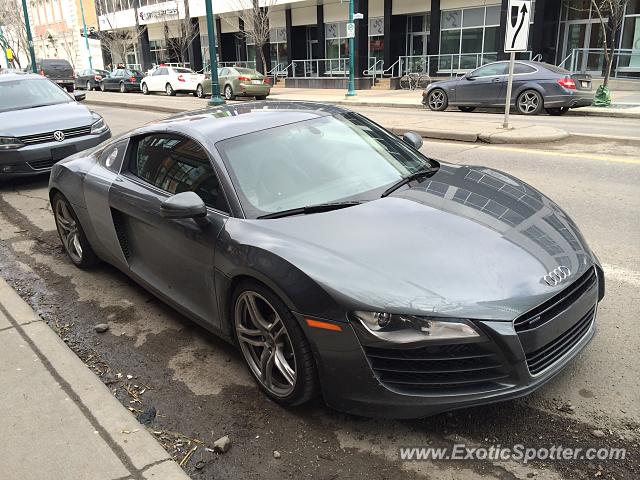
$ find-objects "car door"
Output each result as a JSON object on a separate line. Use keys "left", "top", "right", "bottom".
{"left": 103, "top": 70, "right": 117, "bottom": 90}
{"left": 454, "top": 62, "right": 509, "bottom": 106}
{"left": 108, "top": 132, "right": 229, "bottom": 326}
{"left": 150, "top": 67, "right": 168, "bottom": 91}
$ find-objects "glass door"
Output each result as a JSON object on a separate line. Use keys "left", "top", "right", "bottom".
{"left": 563, "top": 20, "right": 606, "bottom": 73}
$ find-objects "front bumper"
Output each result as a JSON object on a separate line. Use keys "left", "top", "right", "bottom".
{"left": 297, "top": 267, "right": 600, "bottom": 418}
{"left": 0, "top": 131, "right": 111, "bottom": 179}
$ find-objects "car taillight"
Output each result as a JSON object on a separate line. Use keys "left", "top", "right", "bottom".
{"left": 95, "top": 75, "right": 102, "bottom": 81}
{"left": 238, "top": 76, "right": 250, "bottom": 82}
{"left": 177, "top": 74, "right": 185, "bottom": 82}
{"left": 263, "top": 77, "right": 270, "bottom": 84}
{"left": 129, "top": 76, "right": 137, "bottom": 82}
{"left": 558, "top": 77, "right": 576, "bottom": 90}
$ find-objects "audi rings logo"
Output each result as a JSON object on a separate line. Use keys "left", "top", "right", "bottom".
{"left": 53, "top": 131, "right": 65, "bottom": 142}
{"left": 543, "top": 266, "right": 571, "bottom": 286}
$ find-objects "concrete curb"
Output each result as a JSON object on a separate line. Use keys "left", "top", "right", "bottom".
{"left": 87, "top": 99, "right": 570, "bottom": 145}
{"left": 0, "top": 278, "right": 190, "bottom": 480}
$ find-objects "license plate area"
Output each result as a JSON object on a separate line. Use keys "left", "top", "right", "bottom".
{"left": 252, "top": 80, "right": 262, "bottom": 85}
{"left": 581, "top": 81, "right": 589, "bottom": 88}
{"left": 51, "top": 145, "right": 77, "bottom": 161}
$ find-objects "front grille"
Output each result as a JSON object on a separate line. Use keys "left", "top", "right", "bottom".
{"left": 19, "top": 125, "right": 92, "bottom": 145}
{"left": 514, "top": 267, "right": 597, "bottom": 332}
{"left": 27, "top": 159, "right": 56, "bottom": 170}
{"left": 364, "top": 343, "right": 510, "bottom": 394}
{"left": 525, "top": 306, "right": 595, "bottom": 375}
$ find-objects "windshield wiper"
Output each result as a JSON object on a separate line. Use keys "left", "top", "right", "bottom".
{"left": 258, "top": 201, "right": 363, "bottom": 219}
{"left": 380, "top": 167, "right": 439, "bottom": 198}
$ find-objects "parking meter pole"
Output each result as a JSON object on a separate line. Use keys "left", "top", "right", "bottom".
{"left": 21, "top": 0, "right": 37, "bottom": 73}
{"left": 346, "top": 0, "right": 355, "bottom": 97}
{"left": 502, "top": 52, "right": 515, "bottom": 129}
{"left": 79, "top": 0, "right": 93, "bottom": 70}
{"left": 204, "top": 0, "right": 224, "bottom": 106}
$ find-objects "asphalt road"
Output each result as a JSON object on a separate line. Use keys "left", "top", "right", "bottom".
{"left": 0, "top": 106, "right": 638, "bottom": 480}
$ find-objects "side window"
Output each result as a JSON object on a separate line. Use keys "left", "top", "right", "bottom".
{"left": 472, "top": 63, "right": 508, "bottom": 77}
{"left": 513, "top": 63, "right": 536, "bottom": 74}
{"left": 220, "top": 68, "right": 229, "bottom": 76}
{"left": 113, "top": 69, "right": 122, "bottom": 78}
{"left": 99, "top": 139, "right": 129, "bottom": 172}
{"left": 130, "top": 134, "right": 229, "bottom": 213}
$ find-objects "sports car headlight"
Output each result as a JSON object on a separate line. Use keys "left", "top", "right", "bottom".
{"left": 90, "top": 117, "right": 109, "bottom": 134}
{"left": 352, "top": 311, "right": 480, "bottom": 342}
{"left": 0, "top": 136, "right": 25, "bottom": 149}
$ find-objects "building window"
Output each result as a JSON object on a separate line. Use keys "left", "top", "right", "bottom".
{"left": 325, "top": 21, "right": 349, "bottom": 71}
{"left": 618, "top": 1, "right": 640, "bottom": 73}
{"left": 149, "top": 40, "right": 167, "bottom": 66}
{"left": 269, "top": 27, "right": 288, "bottom": 69}
{"left": 369, "top": 17, "right": 384, "bottom": 69}
{"left": 439, "top": 6, "right": 501, "bottom": 71}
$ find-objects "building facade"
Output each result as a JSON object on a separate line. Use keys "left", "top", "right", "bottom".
{"left": 95, "top": 0, "right": 640, "bottom": 85}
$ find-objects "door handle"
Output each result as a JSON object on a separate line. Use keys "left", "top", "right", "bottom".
{"left": 492, "top": 78, "right": 502, "bottom": 83}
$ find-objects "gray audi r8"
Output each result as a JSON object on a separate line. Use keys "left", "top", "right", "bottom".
{"left": 49, "top": 102, "right": 604, "bottom": 418}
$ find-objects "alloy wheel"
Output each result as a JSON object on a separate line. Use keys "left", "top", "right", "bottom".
{"left": 429, "top": 90, "right": 445, "bottom": 110}
{"left": 166, "top": 83, "right": 174, "bottom": 96}
{"left": 86, "top": 81, "right": 91, "bottom": 91}
{"left": 196, "top": 85, "right": 204, "bottom": 98}
{"left": 142, "top": 83, "right": 148, "bottom": 95}
{"left": 224, "top": 85, "right": 233, "bottom": 100}
{"left": 235, "top": 291, "right": 297, "bottom": 397}
{"left": 518, "top": 91, "right": 540, "bottom": 114}
{"left": 54, "top": 199, "right": 83, "bottom": 264}
{"left": 120, "top": 82, "right": 126, "bottom": 93}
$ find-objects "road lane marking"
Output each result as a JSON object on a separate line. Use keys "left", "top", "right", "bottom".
{"left": 481, "top": 146, "right": 640, "bottom": 165}
{"left": 602, "top": 264, "right": 640, "bottom": 287}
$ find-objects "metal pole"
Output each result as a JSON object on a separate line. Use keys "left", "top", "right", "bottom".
{"left": 502, "top": 51, "right": 515, "bottom": 129}
{"left": 21, "top": 0, "right": 37, "bottom": 73}
{"left": 346, "top": 0, "right": 355, "bottom": 97}
{"left": 79, "top": 0, "right": 93, "bottom": 70}
{"left": 204, "top": 0, "right": 224, "bottom": 106}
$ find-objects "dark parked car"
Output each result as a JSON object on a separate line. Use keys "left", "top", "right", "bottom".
{"left": 0, "top": 73, "right": 111, "bottom": 179}
{"left": 100, "top": 68, "right": 144, "bottom": 93}
{"left": 28, "top": 58, "right": 76, "bottom": 92}
{"left": 49, "top": 101, "right": 604, "bottom": 418}
{"left": 423, "top": 61, "right": 594, "bottom": 115}
{"left": 76, "top": 68, "right": 110, "bottom": 91}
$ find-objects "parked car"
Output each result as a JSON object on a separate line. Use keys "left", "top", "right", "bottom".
{"left": 140, "top": 66, "right": 205, "bottom": 96}
{"left": 196, "top": 67, "right": 270, "bottom": 100}
{"left": 49, "top": 101, "right": 603, "bottom": 418}
{"left": 76, "top": 68, "right": 110, "bottom": 91}
{"left": 423, "top": 61, "right": 594, "bottom": 116}
{"left": 0, "top": 73, "right": 111, "bottom": 179}
{"left": 27, "top": 58, "right": 75, "bottom": 92}
{"left": 100, "top": 68, "right": 144, "bottom": 93}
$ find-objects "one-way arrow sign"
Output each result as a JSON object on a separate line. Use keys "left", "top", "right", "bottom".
{"left": 505, "top": 0, "right": 531, "bottom": 52}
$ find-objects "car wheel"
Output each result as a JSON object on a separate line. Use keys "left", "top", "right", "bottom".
{"left": 165, "top": 83, "right": 176, "bottom": 96}
{"left": 427, "top": 89, "right": 448, "bottom": 111}
{"left": 66, "top": 85, "right": 74, "bottom": 93}
{"left": 52, "top": 193, "right": 99, "bottom": 269}
{"left": 517, "top": 89, "right": 543, "bottom": 115}
{"left": 224, "top": 84, "right": 235, "bottom": 100}
{"left": 142, "top": 82, "right": 149, "bottom": 95}
{"left": 255, "top": 95, "right": 267, "bottom": 100}
{"left": 232, "top": 281, "right": 319, "bottom": 406}
{"left": 458, "top": 106, "right": 476, "bottom": 113}
{"left": 100, "top": 83, "right": 106, "bottom": 92}
{"left": 85, "top": 81, "right": 91, "bottom": 91}
{"left": 195, "top": 84, "right": 204, "bottom": 98}
{"left": 119, "top": 82, "right": 126, "bottom": 93}
{"left": 545, "top": 107, "right": 570, "bottom": 116}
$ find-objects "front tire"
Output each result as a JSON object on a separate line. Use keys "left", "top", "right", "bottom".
{"left": 86, "top": 81, "right": 91, "bottom": 91}
{"left": 458, "top": 106, "right": 476, "bottom": 113}
{"left": 232, "top": 281, "right": 319, "bottom": 406}
{"left": 195, "top": 84, "right": 204, "bottom": 98}
{"left": 52, "top": 193, "right": 99, "bottom": 269}
{"left": 517, "top": 89, "right": 543, "bottom": 115}
{"left": 255, "top": 95, "right": 267, "bottom": 100}
{"left": 224, "top": 84, "right": 235, "bottom": 100}
{"left": 427, "top": 89, "right": 448, "bottom": 111}
{"left": 545, "top": 107, "right": 570, "bottom": 116}
{"left": 165, "top": 83, "right": 176, "bottom": 96}
{"left": 100, "top": 83, "right": 106, "bottom": 92}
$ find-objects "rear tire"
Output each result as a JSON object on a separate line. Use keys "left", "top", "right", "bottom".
{"left": 142, "top": 82, "right": 149, "bottom": 95}
{"left": 66, "top": 85, "right": 74, "bottom": 93}
{"left": 545, "top": 107, "right": 570, "bottom": 116}
{"left": 427, "top": 89, "right": 448, "bottom": 111}
{"left": 100, "top": 83, "right": 106, "bottom": 92}
{"left": 165, "top": 83, "right": 176, "bottom": 96}
{"left": 255, "top": 95, "right": 267, "bottom": 100}
{"left": 224, "top": 84, "right": 235, "bottom": 100}
{"left": 458, "top": 106, "right": 476, "bottom": 113}
{"left": 232, "top": 280, "right": 319, "bottom": 406}
{"left": 52, "top": 193, "right": 99, "bottom": 269}
{"left": 195, "top": 84, "right": 205, "bottom": 98}
{"left": 516, "top": 89, "right": 543, "bottom": 115}
{"left": 86, "top": 81, "right": 91, "bottom": 91}
{"left": 119, "top": 82, "right": 126, "bottom": 93}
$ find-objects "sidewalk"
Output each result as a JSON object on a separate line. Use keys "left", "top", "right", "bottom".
{"left": 0, "top": 278, "right": 190, "bottom": 480}
{"left": 84, "top": 91, "right": 569, "bottom": 144}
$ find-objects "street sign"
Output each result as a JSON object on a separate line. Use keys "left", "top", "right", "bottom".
{"left": 346, "top": 22, "right": 355, "bottom": 39}
{"left": 504, "top": 0, "right": 531, "bottom": 52}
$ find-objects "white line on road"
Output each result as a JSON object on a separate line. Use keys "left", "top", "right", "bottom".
{"left": 602, "top": 263, "right": 640, "bottom": 288}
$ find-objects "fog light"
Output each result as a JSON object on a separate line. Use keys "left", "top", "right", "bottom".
{"left": 2, "top": 165, "right": 13, "bottom": 173}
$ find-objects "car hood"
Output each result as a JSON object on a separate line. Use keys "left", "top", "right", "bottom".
{"left": 234, "top": 163, "right": 595, "bottom": 321}
{"left": 427, "top": 77, "right": 460, "bottom": 91}
{"left": 0, "top": 102, "right": 96, "bottom": 137}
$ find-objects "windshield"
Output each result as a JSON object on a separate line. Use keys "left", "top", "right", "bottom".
{"left": 216, "top": 113, "right": 435, "bottom": 218}
{"left": 0, "top": 78, "right": 72, "bottom": 113}
{"left": 235, "top": 68, "right": 260, "bottom": 76}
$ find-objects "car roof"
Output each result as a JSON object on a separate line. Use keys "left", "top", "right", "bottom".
{"left": 141, "top": 101, "right": 350, "bottom": 144}
{"left": 0, "top": 72, "right": 46, "bottom": 82}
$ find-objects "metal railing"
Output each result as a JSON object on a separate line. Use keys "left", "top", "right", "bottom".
{"left": 290, "top": 58, "right": 349, "bottom": 78}
{"left": 567, "top": 48, "right": 640, "bottom": 78}
{"left": 219, "top": 61, "right": 257, "bottom": 69}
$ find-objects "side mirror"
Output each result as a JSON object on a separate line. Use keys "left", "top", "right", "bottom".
{"left": 160, "top": 192, "right": 207, "bottom": 223}
{"left": 73, "top": 92, "right": 86, "bottom": 102}
{"left": 465, "top": 74, "right": 475, "bottom": 80}
{"left": 402, "top": 131, "right": 423, "bottom": 150}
